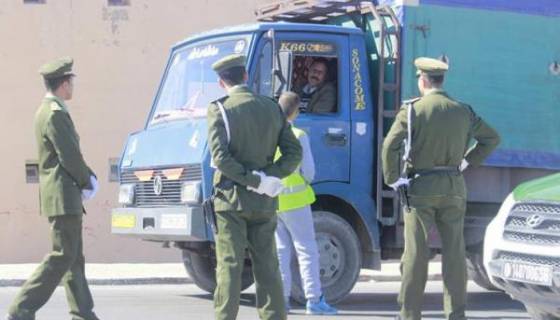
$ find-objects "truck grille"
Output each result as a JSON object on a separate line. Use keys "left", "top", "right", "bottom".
{"left": 497, "top": 251, "right": 560, "bottom": 269}
{"left": 120, "top": 165, "right": 202, "bottom": 207}
{"left": 503, "top": 202, "right": 560, "bottom": 246}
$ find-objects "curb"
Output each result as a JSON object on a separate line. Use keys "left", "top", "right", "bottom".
{"left": 0, "top": 263, "right": 442, "bottom": 287}
{"left": 0, "top": 278, "right": 192, "bottom": 287}
{"left": 0, "top": 274, "right": 443, "bottom": 287}
{"left": 358, "top": 273, "right": 442, "bottom": 283}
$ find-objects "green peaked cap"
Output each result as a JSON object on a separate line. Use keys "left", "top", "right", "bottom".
{"left": 212, "top": 54, "right": 246, "bottom": 73}
{"left": 414, "top": 57, "right": 448, "bottom": 76}
{"left": 39, "top": 56, "right": 75, "bottom": 79}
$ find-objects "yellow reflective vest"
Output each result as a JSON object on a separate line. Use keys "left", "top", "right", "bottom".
{"left": 276, "top": 126, "right": 316, "bottom": 212}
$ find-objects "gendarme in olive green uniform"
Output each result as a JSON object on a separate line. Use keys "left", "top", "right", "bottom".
{"left": 8, "top": 57, "right": 98, "bottom": 320}
{"left": 208, "top": 55, "right": 302, "bottom": 320}
{"left": 382, "top": 58, "right": 500, "bottom": 320}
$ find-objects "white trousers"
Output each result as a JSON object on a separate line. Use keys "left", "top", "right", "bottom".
{"left": 275, "top": 205, "right": 322, "bottom": 301}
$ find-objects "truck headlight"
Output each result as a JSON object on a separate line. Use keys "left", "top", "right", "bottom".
{"left": 181, "top": 181, "right": 201, "bottom": 204}
{"left": 118, "top": 184, "right": 135, "bottom": 205}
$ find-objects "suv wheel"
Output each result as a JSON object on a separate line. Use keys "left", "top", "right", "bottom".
{"left": 466, "top": 244, "right": 500, "bottom": 291}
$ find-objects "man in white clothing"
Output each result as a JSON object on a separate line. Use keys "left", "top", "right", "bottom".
{"left": 274, "top": 91, "right": 337, "bottom": 315}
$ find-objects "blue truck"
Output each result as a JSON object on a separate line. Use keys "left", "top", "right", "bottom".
{"left": 111, "top": 0, "right": 560, "bottom": 303}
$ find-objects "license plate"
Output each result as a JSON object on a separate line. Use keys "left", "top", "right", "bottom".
{"left": 112, "top": 214, "right": 136, "bottom": 229}
{"left": 502, "top": 261, "right": 553, "bottom": 286}
{"left": 161, "top": 214, "right": 187, "bottom": 229}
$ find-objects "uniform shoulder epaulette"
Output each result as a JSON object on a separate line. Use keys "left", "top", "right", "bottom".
{"left": 210, "top": 95, "right": 229, "bottom": 105}
{"left": 402, "top": 97, "right": 421, "bottom": 105}
{"left": 50, "top": 100, "right": 63, "bottom": 111}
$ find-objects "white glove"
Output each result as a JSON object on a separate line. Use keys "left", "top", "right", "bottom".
{"left": 459, "top": 159, "right": 469, "bottom": 172}
{"left": 247, "top": 171, "right": 284, "bottom": 197}
{"left": 389, "top": 177, "right": 410, "bottom": 191}
{"left": 82, "top": 175, "right": 99, "bottom": 201}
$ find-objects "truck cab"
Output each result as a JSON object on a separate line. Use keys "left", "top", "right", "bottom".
{"left": 112, "top": 21, "right": 383, "bottom": 302}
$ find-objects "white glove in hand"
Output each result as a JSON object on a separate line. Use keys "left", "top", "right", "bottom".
{"left": 247, "top": 171, "right": 284, "bottom": 197}
{"left": 82, "top": 175, "right": 99, "bottom": 201}
{"left": 459, "top": 159, "right": 469, "bottom": 172}
{"left": 247, "top": 171, "right": 265, "bottom": 195}
{"left": 389, "top": 177, "right": 410, "bottom": 191}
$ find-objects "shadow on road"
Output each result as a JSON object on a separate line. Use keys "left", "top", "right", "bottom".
{"left": 182, "top": 292, "right": 257, "bottom": 307}
{"left": 332, "top": 290, "right": 528, "bottom": 318}
{"left": 184, "top": 289, "right": 528, "bottom": 319}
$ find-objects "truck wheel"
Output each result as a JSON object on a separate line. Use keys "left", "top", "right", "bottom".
{"left": 525, "top": 305, "right": 560, "bottom": 320}
{"left": 466, "top": 245, "right": 500, "bottom": 291}
{"left": 289, "top": 210, "right": 361, "bottom": 305}
{"left": 181, "top": 250, "right": 254, "bottom": 294}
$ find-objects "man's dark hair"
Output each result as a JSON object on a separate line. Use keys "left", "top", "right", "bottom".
{"left": 44, "top": 75, "right": 73, "bottom": 92}
{"left": 427, "top": 74, "right": 444, "bottom": 86}
{"left": 218, "top": 66, "right": 246, "bottom": 87}
{"left": 310, "top": 57, "right": 329, "bottom": 72}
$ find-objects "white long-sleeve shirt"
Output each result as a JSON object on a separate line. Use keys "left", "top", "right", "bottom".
{"left": 298, "top": 131, "right": 315, "bottom": 183}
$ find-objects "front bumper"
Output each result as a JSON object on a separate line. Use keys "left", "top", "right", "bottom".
{"left": 485, "top": 235, "right": 560, "bottom": 314}
{"left": 111, "top": 205, "right": 208, "bottom": 241}
{"left": 488, "top": 257, "right": 560, "bottom": 313}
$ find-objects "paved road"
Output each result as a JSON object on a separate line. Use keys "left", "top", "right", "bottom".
{"left": 0, "top": 281, "right": 529, "bottom": 319}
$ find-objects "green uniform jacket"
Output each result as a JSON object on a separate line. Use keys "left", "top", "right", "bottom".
{"left": 382, "top": 89, "right": 500, "bottom": 197}
{"left": 297, "top": 82, "right": 337, "bottom": 113}
{"left": 207, "top": 86, "right": 302, "bottom": 212}
{"left": 34, "top": 94, "right": 93, "bottom": 217}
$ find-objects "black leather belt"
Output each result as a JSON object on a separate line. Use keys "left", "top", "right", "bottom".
{"left": 411, "top": 166, "right": 461, "bottom": 177}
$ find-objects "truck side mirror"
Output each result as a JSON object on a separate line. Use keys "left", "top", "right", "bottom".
{"left": 273, "top": 50, "right": 293, "bottom": 98}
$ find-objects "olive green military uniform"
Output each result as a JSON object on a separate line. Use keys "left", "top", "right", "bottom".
{"left": 382, "top": 58, "right": 500, "bottom": 320}
{"left": 8, "top": 58, "right": 98, "bottom": 320}
{"left": 296, "top": 82, "right": 337, "bottom": 113}
{"left": 208, "top": 55, "right": 302, "bottom": 320}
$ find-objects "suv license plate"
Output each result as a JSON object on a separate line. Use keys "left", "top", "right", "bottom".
{"left": 502, "top": 261, "right": 553, "bottom": 286}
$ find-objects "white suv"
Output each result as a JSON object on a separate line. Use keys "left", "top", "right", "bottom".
{"left": 484, "top": 173, "right": 560, "bottom": 320}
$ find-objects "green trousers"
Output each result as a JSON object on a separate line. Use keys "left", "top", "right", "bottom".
{"left": 398, "top": 196, "right": 468, "bottom": 320}
{"left": 214, "top": 210, "right": 286, "bottom": 320}
{"left": 8, "top": 215, "right": 98, "bottom": 320}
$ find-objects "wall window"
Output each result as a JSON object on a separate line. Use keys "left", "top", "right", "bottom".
{"left": 25, "top": 161, "right": 39, "bottom": 184}
{"left": 108, "top": 0, "right": 130, "bottom": 6}
{"left": 109, "top": 157, "right": 120, "bottom": 182}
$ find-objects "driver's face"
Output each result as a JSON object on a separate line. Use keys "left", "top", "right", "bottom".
{"left": 307, "top": 62, "right": 327, "bottom": 87}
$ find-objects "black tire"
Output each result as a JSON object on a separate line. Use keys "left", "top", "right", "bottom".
{"left": 525, "top": 305, "right": 560, "bottom": 320}
{"left": 466, "top": 245, "right": 500, "bottom": 291}
{"left": 290, "top": 210, "right": 361, "bottom": 305}
{"left": 181, "top": 250, "right": 254, "bottom": 294}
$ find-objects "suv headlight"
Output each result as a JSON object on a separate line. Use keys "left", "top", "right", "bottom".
{"left": 118, "top": 184, "right": 135, "bottom": 205}
{"left": 181, "top": 181, "right": 201, "bottom": 204}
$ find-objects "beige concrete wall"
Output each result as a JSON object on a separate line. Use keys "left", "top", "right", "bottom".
{"left": 0, "top": 0, "right": 269, "bottom": 263}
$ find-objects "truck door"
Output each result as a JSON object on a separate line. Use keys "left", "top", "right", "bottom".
{"left": 251, "top": 32, "right": 351, "bottom": 183}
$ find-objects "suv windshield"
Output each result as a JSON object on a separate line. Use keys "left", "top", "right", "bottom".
{"left": 150, "top": 36, "right": 251, "bottom": 125}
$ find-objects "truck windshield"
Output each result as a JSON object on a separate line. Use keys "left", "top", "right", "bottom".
{"left": 149, "top": 36, "right": 251, "bottom": 125}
